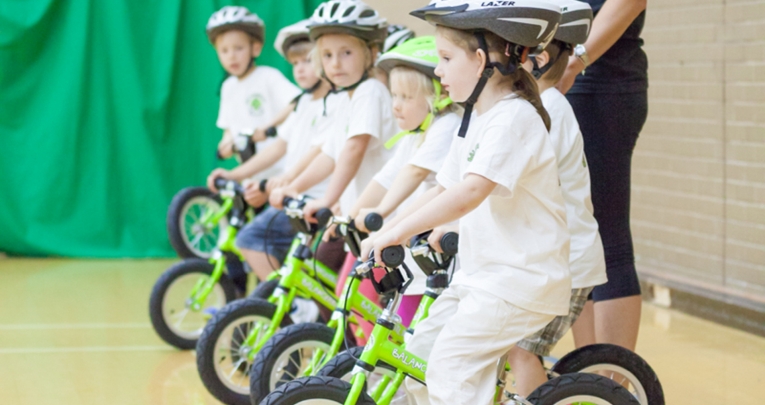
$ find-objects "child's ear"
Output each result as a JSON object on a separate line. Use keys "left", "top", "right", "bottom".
{"left": 535, "top": 50, "right": 551, "bottom": 69}
{"left": 475, "top": 48, "right": 488, "bottom": 78}
{"left": 251, "top": 41, "right": 264, "bottom": 58}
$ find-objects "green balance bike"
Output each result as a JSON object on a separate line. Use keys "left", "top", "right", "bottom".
{"left": 166, "top": 133, "right": 258, "bottom": 259}
{"left": 150, "top": 179, "right": 271, "bottom": 350}
{"left": 247, "top": 214, "right": 429, "bottom": 404}
{"left": 260, "top": 244, "right": 645, "bottom": 405}
{"left": 194, "top": 200, "right": 386, "bottom": 405}
{"left": 308, "top": 237, "right": 664, "bottom": 405}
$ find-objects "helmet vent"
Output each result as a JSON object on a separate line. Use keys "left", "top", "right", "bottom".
{"left": 343, "top": 5, "right": 356, "bottom": 17}
{"left": 330, "top": 2, "right": 340, "bottom": 16}
{"left": 359, "top": 9, "right": 376, "bottom": 18}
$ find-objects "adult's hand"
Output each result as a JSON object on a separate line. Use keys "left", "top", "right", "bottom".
{"left": 556, "top": 56, "right": 586, "bottom": 95}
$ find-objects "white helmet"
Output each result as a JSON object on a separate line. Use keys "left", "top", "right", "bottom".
{"left": 206, "top": 6, "right": 265, "bottom": 44}
{"left": 383, "top": 25, "right": 415, "bottom": 53}
{"left": 308, "top": 0, "right": 388, "bottom": 46}
{"left": 410, "top": 0, "right": 561, "bottom": 49}
{"left": 274, "top": 19, "right": 312, "bottom": 58}
{"left": 552, "top": 0, "right": 592, "bottom": 45}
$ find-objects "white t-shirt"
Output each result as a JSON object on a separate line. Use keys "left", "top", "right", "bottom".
{"left": 436, "top": 95, "right": 571, "bottom": 316}
{"left": 373, "top": 113, "right": 461, "bottom": 295}
{"left": 542, "top": 88, "right": 607, "bottom": 289}
{"left": 321, "top": 79, "right": 398, "bottom": 214}
{"left": 217, "top": 66, "right": 301, "bottom": 180}
{"left": 278, "top": 93, "right": 332, "bottom": 199}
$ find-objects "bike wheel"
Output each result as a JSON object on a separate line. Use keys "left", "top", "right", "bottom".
{"left": 261, "top": 376, "right": 376, "bottom": 405}
{"left": 527, "top": 373, "right": 639, "bottom": 405}
{"left": 167, "top": 186, "right": 226, "bottom": 259}
{"left": 249, "top": 278, "right": 281, "bottom": 300}
{"left": 318, "top": 347, "right": 405, "bottom": 404}
{"left": 149, "top": 259, "right": 236, "bottom": 349}
{"left": 551, "top": 344, "right": 664, "bottom": 405}
{"left": 249, "top": 323, "right": 336, "bottom": 405}
{"left": 196, "top": 298, "right": 293, "bottom": 405}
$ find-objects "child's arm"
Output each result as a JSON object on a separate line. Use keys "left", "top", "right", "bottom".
{"left": 268, "top": 151, "right": 335, "bottom": 209}
{"left": 348, "top": 180, "right": 387, "bottom": 221}
{"left": 217, "top": 130, "right": 235, "bottom": 160}
{"left": 302, "top": 135, "right": 371, "bottom": 221}
{"left": 252, "top": 103, "right": 297, "bottom": 142}
{"left": 354, "top": 164, "right": 431, "bottom": 232}
{"left": 369, "top": 174, "right": 495, "bottom": 264}
{"left": 268, "top": 145, "right": 322, "bottom": 192}
{"left": 206, "top": 139, "right": 287, "bottom": 191}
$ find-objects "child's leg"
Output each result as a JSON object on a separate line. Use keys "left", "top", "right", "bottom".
{"left": 396, "top": 294, "right": 423, "bottom": 327}
{"left": 509, "top": 287, "right": 593, "bottom": 397}
{"left": 404, "top": 288, "right": 460, "bottom": 405}
{"left": 236, "top": 207, "right": 296, "bottom": 281}
{"left": 423, "top": 285, "right": 555, "bottom": 405}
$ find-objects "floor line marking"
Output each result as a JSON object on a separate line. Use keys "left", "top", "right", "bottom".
{"left": 0, "top": 323, "right": 151, "bottom": 330}
{"left": 0, "top": 345, "right": 173, "bottom": 354}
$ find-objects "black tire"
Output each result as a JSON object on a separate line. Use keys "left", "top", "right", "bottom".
{"left": 261, "top": 376, "right": 376, "bottom": 405}
{"left": 317, "top": 346, "right": 396, "bottom": 380}
{"left": 196, "top": 298, "right": 293, "bottom": 405}
{"left": 167, "top": 186, "right": 224, "bottom": 259}
{"left": 527, "top": 373, "right": 640, "bottom": 405}
{"left": 149, "top": 259, "right": 236, "bottom": 349}
{"left": 248, "top": 278, "right": 281, "bottom": 300}
{"left": 552, "top": 344, "right": 664, "bottom": 405}
{"left": 249, "top": 323, "right": 336, "bottom": 405}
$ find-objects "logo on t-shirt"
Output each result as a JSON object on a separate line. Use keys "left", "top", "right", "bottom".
{"left": 246, "top": 94, "right": 266, "bottom": 117}
{"left": 468, "top": 143, "right": 480, "bottom": 162}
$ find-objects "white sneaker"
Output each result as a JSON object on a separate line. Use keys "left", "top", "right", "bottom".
{"left": 289, "top": 298, "right": 320, "bottom": 324}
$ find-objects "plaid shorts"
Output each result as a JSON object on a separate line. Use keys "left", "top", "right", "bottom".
{"left": 515, "top": 287, "right": 593, "bottom": 357}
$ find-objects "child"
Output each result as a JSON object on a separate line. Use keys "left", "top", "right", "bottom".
{"left": 364, "top": 2, "right": 569, "bottom": 404}
{"left": 350, "top": 36, "right": 461, "bottom": 327}
{"left": 206, "top": 19, "right": 342, "bottom": 322}
{"left": 207, "top": 6, "right": 301, "bottom": 180}
{"left": 269, "top": 0, "right": 397, "bottom": 224}
{"left": 506, "top": 0, "right": 608, "bottom": 398}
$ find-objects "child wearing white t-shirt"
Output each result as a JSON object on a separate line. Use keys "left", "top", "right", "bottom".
{"left": 506, "top": 2, "right": 607, "bottom": 397}
{"left": 347, "top": 36, "right": 460, "bottom": 327}
{"left": 207, "top": 18, "right": 336, "bottom": 276}
{"left": 364, "top": 3, "right": 570, "bottom": 404}
{"left": 206, "top": 6, "right": 300, "bottom": 181}
{"left": 269, "top": 1, "right": 397, "bottom": 223}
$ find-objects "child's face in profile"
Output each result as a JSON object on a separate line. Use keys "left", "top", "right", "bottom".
{"left": 289, "top": 52, "right": 319, "bottom": 90}
{"left": 434, "top": 30, "right": 481, "bottom": 103}
{"left": 215, "top": 30, "right": 262, "bottom": 77}
{"left": 318, "top": 34, "right": 368, "bottom": 88}
{"left": 390, "top": 73, "right": 431, "bottom": 132}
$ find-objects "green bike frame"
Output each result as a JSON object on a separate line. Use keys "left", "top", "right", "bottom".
{"left": 240, "top": 236, "right": 397, "bottom": 363}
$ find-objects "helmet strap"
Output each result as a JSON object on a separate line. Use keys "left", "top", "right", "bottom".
{"left": 291, "top": 80, "right": 324, "bottom": 112}
{"left": 530, "top": 42, "right": 570, "bottom": 80}
{"left": 321, "top": 71, "right": 369, "bottom": 116}
{"left": 385, "top": 79, "right": 454, "bottom": 149}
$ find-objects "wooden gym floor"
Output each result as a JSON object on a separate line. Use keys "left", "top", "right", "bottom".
{"left": 0, "top": 258, "right": 763, "bottom": 404}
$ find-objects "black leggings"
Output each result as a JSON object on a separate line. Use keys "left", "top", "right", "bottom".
{"left": 567, "top": 91, "right": 648, "bottom": 302}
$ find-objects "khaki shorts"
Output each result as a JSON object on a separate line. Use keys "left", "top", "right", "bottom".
{"left": 515, "top": 287, "right": 593, "bottom": 357}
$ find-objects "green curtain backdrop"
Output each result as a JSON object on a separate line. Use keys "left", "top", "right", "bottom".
{"left": 0, "top": 0, "right": 322, "bottom": 257}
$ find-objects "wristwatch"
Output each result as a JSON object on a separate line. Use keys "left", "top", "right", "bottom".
{"left": 573, "top": 44, "right": 589, "bottom": 74}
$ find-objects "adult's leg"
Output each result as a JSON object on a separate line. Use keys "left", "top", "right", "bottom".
{"left": 567, "top": 91, "right": 648, "bottom": 351}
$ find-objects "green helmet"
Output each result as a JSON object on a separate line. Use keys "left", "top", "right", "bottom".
{"left": 376, "top": 36, "right": 439, "bottom": 80}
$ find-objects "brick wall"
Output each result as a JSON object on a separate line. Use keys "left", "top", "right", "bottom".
{"left": 637, "top": 0, "right": 765, "bottom": 306}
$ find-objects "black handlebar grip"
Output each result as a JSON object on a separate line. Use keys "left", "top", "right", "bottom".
{"left": 315, "top": 208, "right": 333, "bottom": 229}
{"left": 216, "top": 151, "right": 224, "bottom": 160}
{"left": 259, "top": 179, "right": 269, "bottom": 193}
{"left": 364, "top": 213, "right": 383, "bottom": 232}
{"left": 282, "top": 196, "right": 296, "bottom": 208}
{"left": 265, "top": 126, "right": 278, "bottom": 138}
{"left": 214, "top": 177, "right": 229, "bottom": 190}
{"left": 380, "top": 245, "right": 405, "bottom": 268}
{"left": 440, "top": 232, "right": 459, "bottom": 256}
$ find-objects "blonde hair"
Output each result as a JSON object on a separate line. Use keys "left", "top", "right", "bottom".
{"left": 436, "top": 26, "right": 551, "bottom": 131}
{"left": 311, "top": 34, "right": 377, "bottom": 83}
{"left": 286, "top": 40, "right": 315, "bottom": 61}
{"left": 389, "top": 66, "right": 461, "bottom": 146}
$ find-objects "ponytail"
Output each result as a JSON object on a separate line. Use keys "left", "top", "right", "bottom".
{"left": 512, "top": 68, "right": 551, "bottom": 131}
